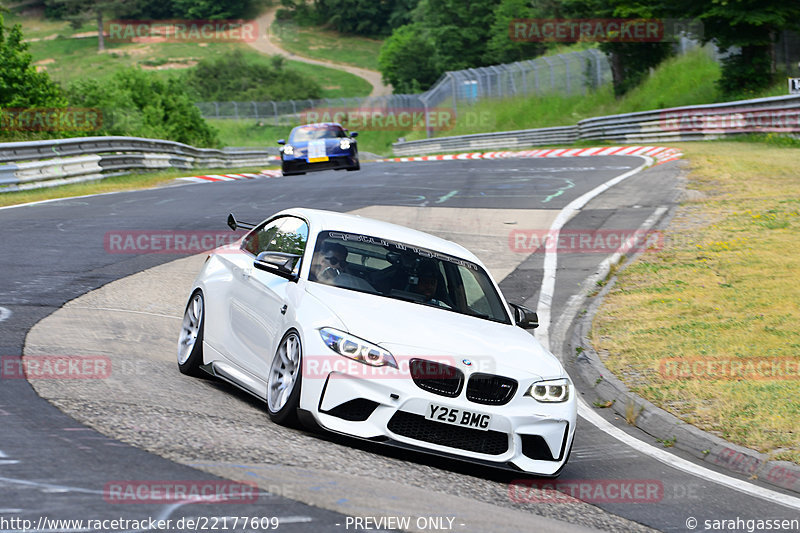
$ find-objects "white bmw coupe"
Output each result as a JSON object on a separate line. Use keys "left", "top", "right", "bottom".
{"left": 178, "top": 208, "right": 576, "bottom": 476}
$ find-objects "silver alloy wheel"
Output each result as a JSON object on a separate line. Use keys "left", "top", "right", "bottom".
{"left": 268, "top": 332, "right": 302, "bottom": 412}
{"left": 178, "top": 293, "right": 203, "bottom": 365}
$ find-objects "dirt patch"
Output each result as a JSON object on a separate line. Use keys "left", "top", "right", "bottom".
{"left": 33, "top": 58, "right": 56, "bottom": 65}
{"left": 140, "top": 60, "right": 198, "bottom": 70}
{"left": 115, "top": 45, "right": 152, "bottom": 56}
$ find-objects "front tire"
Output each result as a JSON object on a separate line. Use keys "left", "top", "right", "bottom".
{"left": 178, "top": 290, "right": 205, "bottom": 377}
{"left": 267, "top": 330, "right": 303, "bottom": 426}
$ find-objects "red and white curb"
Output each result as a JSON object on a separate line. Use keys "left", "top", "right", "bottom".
{"left": 177, "top": 170, "right": 283, "bottom": 183}
{"left": 377, "top": 146, "right": 682, "bottom": 166}
{"left": 176, "top": 146, "right": 681, "bottom": 184}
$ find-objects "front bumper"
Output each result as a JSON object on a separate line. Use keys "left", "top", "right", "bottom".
{"left": 282, "top": 154, "right": 358, "bottom": 173}
{"left": 300, "top": 358, "right": 576, "bottom": 476}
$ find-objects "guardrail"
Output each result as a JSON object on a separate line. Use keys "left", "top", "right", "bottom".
{"left": 393, "top": 94, "right": 800, "bottom": 155}
{"left": 391, "top": 126, "right": 578, "bottom": 156}
{"left": 0, "top": 136, "right": 278, "bottom": 192}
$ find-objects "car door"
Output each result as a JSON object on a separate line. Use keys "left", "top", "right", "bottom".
{"left": 218, "top": 217, "right": 282, "bottom": 377}
{"left": 230, "top": 216, "right": 309, "bottom": 380}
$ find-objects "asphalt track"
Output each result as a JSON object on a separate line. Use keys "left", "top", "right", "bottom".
{"left": 1, "top": 157, "right": 798, "bottom": 532}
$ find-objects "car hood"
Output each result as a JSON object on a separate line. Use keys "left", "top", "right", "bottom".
{"left": 304, "top": 283, "right": 564, "bottom": 379}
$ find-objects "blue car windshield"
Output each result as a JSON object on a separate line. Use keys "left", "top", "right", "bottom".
{"left": 291, "top": 126, "right": 346, "bottom": 143}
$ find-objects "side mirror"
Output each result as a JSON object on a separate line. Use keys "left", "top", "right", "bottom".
{"left": 277, "top": 139, "right": 286, "bottom": 145}
{"left": 509, "top": 303, "right": 538, "bottom": 329}
{"left": 350, "top": 132, "right": 358, "bottom": 138}
{"left": 254, "top": 251, "right": 301, "bottom": 281}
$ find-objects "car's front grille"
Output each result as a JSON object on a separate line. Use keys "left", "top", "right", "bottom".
{"left": 466, "top": 373, "right": 518, "bottom": 405}
{"left": 410, "top": 359, "right": 464, "bottom": 398}
{"left": 387, "top": 411, "right": 508, "bottom": 455}
{"left": 324, "top": 399, "right": 379, "bottom": 422}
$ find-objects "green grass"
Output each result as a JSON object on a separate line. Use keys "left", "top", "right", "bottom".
{"left": 10, "top": 8, "right": 370, "bottom": 98}
{"left": 593, "top": 142, "right": 800, "bottom": 463}
{"left": 27, "top": 35, "right": 371, "bottom": 97}
{"left": 270, "top": 19, "right": 383, "bottom": 71}
{"left": 283, "top": 58, "right": 371, "bottom": 97}
{"left": 4, "top": 11, "right": 95, "bottom": 40}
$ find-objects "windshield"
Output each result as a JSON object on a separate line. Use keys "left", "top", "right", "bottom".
{"left": 290, "top": 125, "right": 346, "bottom": 142}
{"left": 308, "top": 231, "right": 510, "bottom": 324}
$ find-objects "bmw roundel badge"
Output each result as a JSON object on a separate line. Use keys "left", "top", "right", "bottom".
{"left": 462, "top": 359, "right": 472, "bottom": 366}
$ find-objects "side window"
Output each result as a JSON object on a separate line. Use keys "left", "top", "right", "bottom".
{"left": 270, "top": 217, "right": 308, "bottom": 255}
{"left": 270, "top": 217, "right": 309, "bottom": 274}
{"left": 241, "top": 218, "right": 283, "bottom": 256}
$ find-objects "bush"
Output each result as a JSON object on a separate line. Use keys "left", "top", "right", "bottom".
{"left": 67, "top": 68, "right": 219, "bottom": 147}
{"left": 185, "top": 50, "right": 323, "bottom": 102}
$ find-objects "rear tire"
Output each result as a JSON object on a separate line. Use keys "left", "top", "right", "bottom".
{"left": 267, "top": 331, "right": 303, "bottom": 426}
{"left": 177, "top": 290, "right": 205, "bottom": 377}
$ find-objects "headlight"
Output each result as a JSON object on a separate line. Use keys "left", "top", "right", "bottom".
{"left": 319, "top": 328, "right": 397, "bottom": 368}
{"left": 339, "top": 138, "right": 351, "bottom": 150}
{"left": 525, "top": 378, "right": 570, "bottom": 402}
{"left": 283, "top": 144, "right": 294, "bottom": 155}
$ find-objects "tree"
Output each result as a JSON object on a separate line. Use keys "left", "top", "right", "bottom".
{"left": 562, "top": 0, "right": 674, "bottom": 97}
{"left": 483, "top": 0, "right": 548, "bottom": 65}
{"left": 663, "top": 0, "right": 800, "bottom": 95}
{"left": 0, "top": 14, "right": 64, "bottom": 108}
{"left": 301, "top": 0, "right": 418, "bottom": 36}
{"left": 411, "top": 0, "right": 497, "bottom": 72}
{"left": 377, "top": 24, "right": 439, "bottom": 93}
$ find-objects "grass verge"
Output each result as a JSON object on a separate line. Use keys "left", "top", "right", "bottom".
{"left": 271, "top": 19, "right": 383, "bottom": 71}
{"left": 591, "top": 140, "right": 800, "bottom": 463}
{"left": 0, "top": 165, "right": 277, "bottom": 208}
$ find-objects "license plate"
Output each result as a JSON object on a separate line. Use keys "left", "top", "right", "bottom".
{"left": 426, "top": 403, "right": 491, "bottom": 431}
{"left": 308, "top": 140, "right": 328, "bottom": 162}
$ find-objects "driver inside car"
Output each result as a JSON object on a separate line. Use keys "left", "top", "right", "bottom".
{"left": 309, "top": 242, "right": 349, "bottom": 283}
{"left": 410, "top": 260, "right": 452, "bottom": 309}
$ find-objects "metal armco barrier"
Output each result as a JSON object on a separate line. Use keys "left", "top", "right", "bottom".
{"left": 392, "top": 126, "right": 578, "bottom": 156}
{"left": 0, "top": 136, "right": 277, "bottom": 192}
{"left": 393, "top": 94, "right": 800, "bottom": 155}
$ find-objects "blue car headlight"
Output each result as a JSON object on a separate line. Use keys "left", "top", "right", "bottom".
{"left": 283, "top": 145, "right": 294, "bottom": 155}
{"left": 339, "top": 139, "right": 351, "bottom": 150}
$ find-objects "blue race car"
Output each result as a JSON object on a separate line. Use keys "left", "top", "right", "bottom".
{"left": 278, "top": 123, "right": 360, "bottom": 176}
